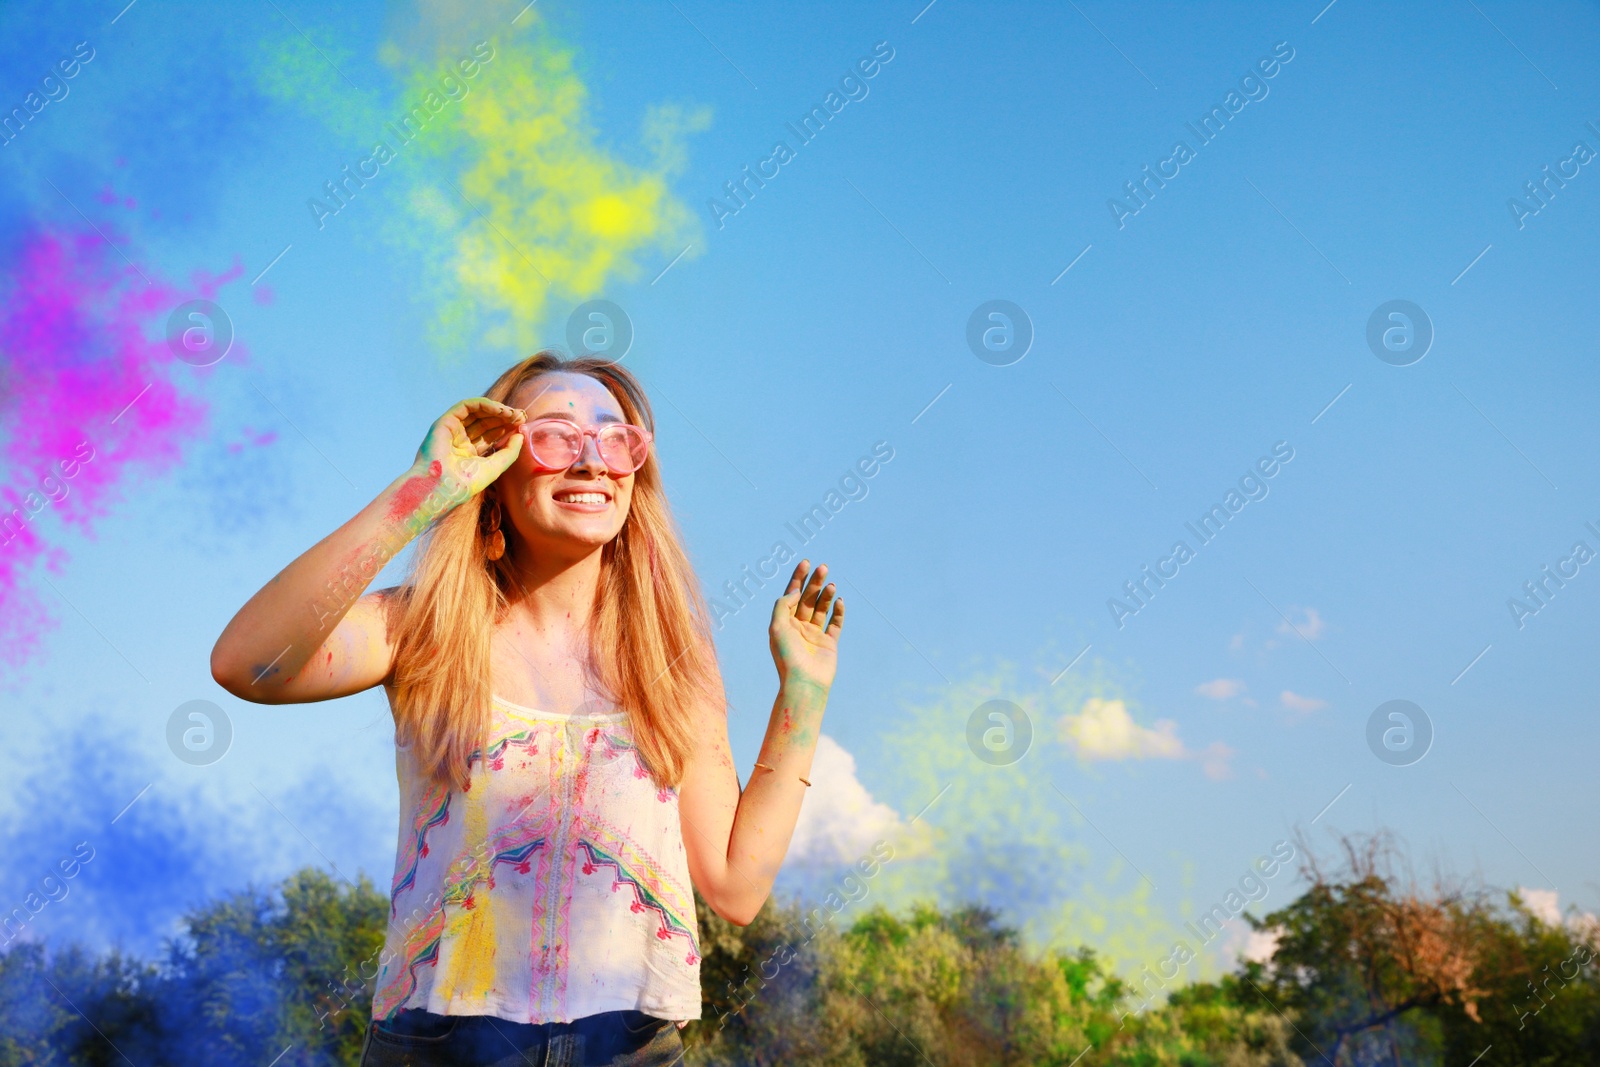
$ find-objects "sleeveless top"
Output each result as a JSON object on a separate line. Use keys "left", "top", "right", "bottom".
{"left": 371, "top": 694, "right": 703, "bottom": 1025}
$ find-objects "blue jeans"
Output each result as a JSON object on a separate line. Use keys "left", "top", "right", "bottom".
{"left": 358, "top": 1008, "right": 686, "bottom": 1067}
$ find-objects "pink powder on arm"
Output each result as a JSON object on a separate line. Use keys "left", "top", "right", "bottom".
{"left": 385, "top": 465, "right": 443, "bottom": 523}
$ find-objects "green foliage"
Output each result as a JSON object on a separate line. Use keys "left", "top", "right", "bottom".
{"left": 686, "top": 891, "right": 843, "bottom": 1065}
{"left": 0, "top": 941, "right": 162, "bottom": 1067}
{"left": 682, "top": 894, "right": 1299, "bottom": 1067}
{"left": 0, "top": 868, "right": 386, "bottom": 1067}
{"left": 2, "top": 849, "right": 1596, "bottom": 1067}
{"left": 1253, "top": 835, "right": 1600, "bottom": 1066}
{"left": 163, "top": 868, "right": 388, "bottom": 1065}
{"left": 1421, "top": 899, "right": 1599, "bottom": 1066}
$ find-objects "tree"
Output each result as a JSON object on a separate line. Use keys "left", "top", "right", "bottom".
{"left": 1431, "top": 897, "right": 1600, "bottom": 1066}
{"left": 0, "top": 941, "right": 163, "bottom": 1067}
{"left": 0, "top": 868, "right": 386, "bottom": 1067}
{"left": 4, "top": 850, "right": 1595, "bottom": 1067}
{"left": 162, "top": 868, "right": 386, "bottom": 1067}
{"left": 685, "top": 889, "right": 843, "bottom": 1066}
{"left": 1251, "top": 832, "right": 1600, "bottom": 1067}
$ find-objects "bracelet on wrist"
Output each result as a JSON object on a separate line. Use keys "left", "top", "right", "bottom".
{"left": 753, "top": 761, "right": 810, "bottom": 787}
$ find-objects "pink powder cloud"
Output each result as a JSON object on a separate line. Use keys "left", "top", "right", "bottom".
{"left": 0, "top": 220, "right": 248, "bottom": 664}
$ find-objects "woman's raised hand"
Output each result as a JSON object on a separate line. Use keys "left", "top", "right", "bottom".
{"left": 413, "top": 397, "right": 525, "bottom": 498}
{"left": 769, "top": 560, "right": 844, "bottom": 690}
{"left": 212, "top": 397, "right": 527, "bottom": 705}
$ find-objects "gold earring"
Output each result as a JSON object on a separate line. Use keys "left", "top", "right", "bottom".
{"left": 485, "top": 500, "right": 506, "bottom": 561}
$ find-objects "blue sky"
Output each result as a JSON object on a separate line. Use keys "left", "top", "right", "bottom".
{"left": 3, "top": 0, "right": 1598, "bottom": 973}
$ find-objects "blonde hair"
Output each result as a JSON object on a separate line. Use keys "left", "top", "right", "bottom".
{"left": 387, "top": 351, "right": 721, "bottom": 792}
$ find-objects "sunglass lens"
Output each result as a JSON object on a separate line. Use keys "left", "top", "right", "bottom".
{"left": 598, "top": 425, "right": 648, "bottom": 473}
{"left": 527, "top": 422, "right": 581, "bottom": 467}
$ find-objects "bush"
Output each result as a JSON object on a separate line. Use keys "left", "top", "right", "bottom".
{"left": 3, "top": 837, "right": 1596, "bottom": 1067}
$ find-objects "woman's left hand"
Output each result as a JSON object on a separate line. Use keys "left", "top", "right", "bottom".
{"left": 769, "top": 560, "right": 844, "bottom": 689}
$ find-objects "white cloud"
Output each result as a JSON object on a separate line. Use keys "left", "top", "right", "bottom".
{"left": 1234, "top": 925, "right": 1281, "bottom": 965}
{"left": 1196, "top": 678, "right": 1245, "bottom": 700}
{"left": 1280, "top": 690, "right": 1328, "bottom": 714}
{"left": 1059, "top": 698, "right": 1186, "bottom": 761}
{"left": 786, "top": 734, "right": 906, "bottom": 869}
{"left": 1567, "top": 909, "right": 1600, "bottom": 942}
{"left": 1519, "top": 887, "right": 1561, "bottom": 925}
{"left": 1277, "top": 607, "right": 1325, "bottom": 640}
{"left": 1199, "top": 742, "right": 1235, "bottom": 781}
{"left": 1058, "top": 699, "right": 1236, "bottom": 782}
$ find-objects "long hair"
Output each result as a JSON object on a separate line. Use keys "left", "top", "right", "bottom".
{"left": 387, "top": 350, "right": 722, "bottom": 793}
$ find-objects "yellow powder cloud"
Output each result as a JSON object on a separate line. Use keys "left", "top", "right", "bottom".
{"left": 868, "top": 658, "right": 1193, "bottom": 970}
{"left": 402, "top": 24, "right": 707, "bottom": 356}
{"left": 259, "top": 5, "right": 707, "bottom": 360}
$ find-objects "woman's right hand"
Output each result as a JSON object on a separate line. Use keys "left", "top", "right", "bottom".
{"left": 212, "top": 397, "right": 529, "bottom": 703}
{"left": 412, "top": 397, "right": 525, "bottom": 498}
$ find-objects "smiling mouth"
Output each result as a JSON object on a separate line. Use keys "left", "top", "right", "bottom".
{"left": 553, "top": 490, "right": 610, "bottom": 506}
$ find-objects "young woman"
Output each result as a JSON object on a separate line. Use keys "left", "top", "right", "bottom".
{"left": 211, "top": 351, "right": 844, "bottom": 1066}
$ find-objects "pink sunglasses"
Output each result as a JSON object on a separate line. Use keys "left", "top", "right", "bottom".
{"left": 520, "top": 417, "right": 653, "bottom": 475}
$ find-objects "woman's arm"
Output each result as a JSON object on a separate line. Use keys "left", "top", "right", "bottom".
{"left": 209, "top": 398, "right": 524, "bottom": 703}
{"left": 679, "top": 561, "right": 844, "bottom": 925}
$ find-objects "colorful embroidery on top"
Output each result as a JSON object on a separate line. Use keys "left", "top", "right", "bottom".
{"left": 371, "top": 699, "right": 702, "bottom": 1025}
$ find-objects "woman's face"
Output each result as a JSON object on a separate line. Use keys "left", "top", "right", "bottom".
{"left": 498, "top": 371, "right": 637, "bottom": 560}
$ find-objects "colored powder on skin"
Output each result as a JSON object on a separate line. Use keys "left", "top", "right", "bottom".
{"left": 0, "top": 218, "right": 248, "bottom": 664}
{"left": 386, "top": 464, "right": 443, "bottom": 523}
{"left": 315, "top": 540, "right": 392, "bottom": 624}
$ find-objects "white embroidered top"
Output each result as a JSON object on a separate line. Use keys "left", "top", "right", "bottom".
{"left": 371, "top": 694, "right": 703, "bottom": 1024}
